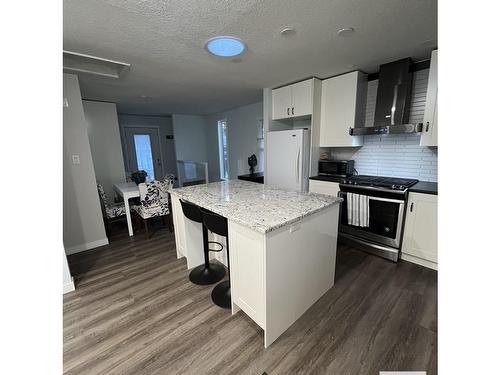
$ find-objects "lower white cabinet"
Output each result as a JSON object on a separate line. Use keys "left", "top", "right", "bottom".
{"left": 171, "top": 197, "right": 186, "bottom": 258}
{"left": 401, "top": 192, "right": 438, "bottom": 269}
{"left": 308, "top": 179, "right": 340, "bottom": 197}
{"left": 228, "top": 221, "right": 266, "bottom": 328}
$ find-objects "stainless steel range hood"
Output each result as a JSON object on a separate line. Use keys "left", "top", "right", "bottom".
{"left": 350, "top": 58, "right": 423, "bottom": 136}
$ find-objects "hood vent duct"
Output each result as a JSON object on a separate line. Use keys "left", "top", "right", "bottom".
{"left": 350, "top": 57, "right": 423, "bottom": 136}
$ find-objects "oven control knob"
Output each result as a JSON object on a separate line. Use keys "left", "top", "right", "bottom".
{"left": 384, "top": 227, "right": 390, "bottom": 233}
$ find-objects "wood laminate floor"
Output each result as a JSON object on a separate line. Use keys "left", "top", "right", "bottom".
{"left": 64, "top": 226, "right": 437, "bottom": 375}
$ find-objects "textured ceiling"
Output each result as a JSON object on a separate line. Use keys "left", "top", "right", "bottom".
{"left": 63, "top": 0, "right": 437, "bottom": 115}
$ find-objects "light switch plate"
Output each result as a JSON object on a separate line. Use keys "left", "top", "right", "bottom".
{"left": 72, "top": 155, "right": 80, "bottom": 165}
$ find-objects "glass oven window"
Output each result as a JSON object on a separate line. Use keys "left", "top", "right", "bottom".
{"left": 339, "top": 193, "right": 400, "bottom": 239}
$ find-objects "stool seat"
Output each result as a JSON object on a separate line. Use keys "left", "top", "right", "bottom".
{"left": 180, "top": 200, "right": 225, "bottom": 285}
{"left": 201, "top": 208, "right": 231, "bottom": 309}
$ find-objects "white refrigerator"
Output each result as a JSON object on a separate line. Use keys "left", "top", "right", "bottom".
{"left": 266, "top": 129, "right": 310, "bottom": 192}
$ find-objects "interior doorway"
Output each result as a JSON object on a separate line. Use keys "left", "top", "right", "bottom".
{"left": 123, "top": 127, "right": 163, "bottom": 181}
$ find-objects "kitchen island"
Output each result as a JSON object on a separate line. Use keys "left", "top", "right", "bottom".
{"left": 169, "top": 180, "right": 342, "bottom": 347}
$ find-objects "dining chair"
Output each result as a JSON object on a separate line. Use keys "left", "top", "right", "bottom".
{"left": 96, "top": 182, "right": 127, "bottom": 235}
{"left": 132, "top": 179, "right": 174, "bottom": 237}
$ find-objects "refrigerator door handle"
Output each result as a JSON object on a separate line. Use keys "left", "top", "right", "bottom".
{"left": 296, "top": 147, "right": 301, "bottom": 183}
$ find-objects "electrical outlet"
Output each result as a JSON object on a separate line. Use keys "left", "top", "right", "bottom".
{"left": 72, "top": 155, "right": 80, "bottom": 165}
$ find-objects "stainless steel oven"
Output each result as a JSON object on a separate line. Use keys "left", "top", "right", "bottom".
{"left": 337, "top": 189, "right": 407, "bottom": 261}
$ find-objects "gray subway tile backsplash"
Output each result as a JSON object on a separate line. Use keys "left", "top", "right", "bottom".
{"left": 328, "top": 69, "right": 438, "bottom": 183}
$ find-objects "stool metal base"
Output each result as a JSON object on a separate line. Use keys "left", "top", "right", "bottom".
{"left": 211, "top": 280, "right": 231, "bottom": 309}
{"left": 189, "top": 263, "right": 226, "bottom": 285}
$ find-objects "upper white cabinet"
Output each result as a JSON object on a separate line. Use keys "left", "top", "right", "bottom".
{"left": 272, "top": 79, "right": 313, "bottom": 120}
{"left": 401, "top": 192, "right": 438, "bottom": 269}
{"left": 420, "top": 49, "right": 438, "bottom": 147}
{"left": 319, "top": 71, "right": 367, "bottom": 147}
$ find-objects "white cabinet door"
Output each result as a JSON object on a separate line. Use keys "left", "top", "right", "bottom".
{"left": 272, "top": 85, "right": 292, "bottom": 120}
{"left": 420, "top": 49, "right": 438, "bottom": 146}
{"left": 291, "top": 79, "right": 313, "bottom": 117}
{"left": 402, "top": 192, "right": 438, "bottom": 265}
{"left": 171, "top": 197, "right": 186, "bottom": 259}
{"left": 308, "top": 180, "right": 340, "bottom": 197}
{"left": 272, "top": 79, "right": 313, "bottom": 120}
{"left": 229, "top": 220, "right": 265, "bottom": 328}
{"left": 319, "top": 71, "right": 365, "bottom": 147}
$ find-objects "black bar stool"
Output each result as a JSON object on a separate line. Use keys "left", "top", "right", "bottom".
{"left": 180, "top": 200, "right": 225, "bottom": 285}
{"left": 200, "top": 208, "right": 231, "bottom": 309}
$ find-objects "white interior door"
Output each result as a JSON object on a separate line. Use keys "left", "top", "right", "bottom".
{"left": 124, "top": 127, "right": 163, "bottom": 181}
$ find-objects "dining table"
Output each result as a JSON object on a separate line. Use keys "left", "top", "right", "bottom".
{"left": 113, "top": 181, "right": 140, "bottom": 236}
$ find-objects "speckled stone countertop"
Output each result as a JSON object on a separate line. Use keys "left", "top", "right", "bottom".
{"left": 169, "top": 180, "right": 342, "bottom": 234}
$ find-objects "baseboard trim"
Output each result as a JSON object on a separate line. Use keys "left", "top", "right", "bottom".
{"left": 65, "top": 238, "right": 109, "bottom": 255}
{"left": 63, "top": 277, "right": 75, "bottom": 294}
{"left": 401, "top": 253, "right": 438, "bottom": 270}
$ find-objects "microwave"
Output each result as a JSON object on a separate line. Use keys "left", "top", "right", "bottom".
{"left": 318, "top": 160, "right": 354, "bottom": 178}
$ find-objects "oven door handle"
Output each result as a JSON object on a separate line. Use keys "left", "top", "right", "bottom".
{"left": 338, "top": 192, "right": 405, "bottom": 205}
{"left": 367, "top": 196, "right": 405, "bottom": 204}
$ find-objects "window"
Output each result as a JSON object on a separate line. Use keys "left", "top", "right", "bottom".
{"left": 133, "top": 134, "right": 155, "bottom": 181}
{"left": 257, "top": 118, "right": 264, "bottom": 173}
{"left": 218, "top": 119, "right": 229, "bottom": 180}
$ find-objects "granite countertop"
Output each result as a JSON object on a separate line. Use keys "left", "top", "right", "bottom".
{"left": 409, "top": 181, "right": 438, "bottom": 195}
{"left": 169, "top": 180, "right": 342, "bottom": 234}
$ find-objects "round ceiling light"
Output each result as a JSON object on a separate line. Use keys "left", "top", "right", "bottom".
{"left": 205, "top": 36, "right": 246, "bottom": 57}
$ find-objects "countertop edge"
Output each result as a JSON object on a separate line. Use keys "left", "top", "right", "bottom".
{"left": 408, "top": 181, "right": 438, "bottom": 195}
{"left": 169, "top": 190, "right": 342, "bottom": 234}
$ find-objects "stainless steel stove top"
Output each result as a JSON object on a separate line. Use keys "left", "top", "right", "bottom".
{"left": 340, "top": 175, "right": 419, "bottom": 191}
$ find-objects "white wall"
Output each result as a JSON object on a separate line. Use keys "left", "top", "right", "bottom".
{"left": 171, "top": 114, "right": 215, "bottom": 182}
{"left": 118, "top": 114, "right": 177, "bottom": 179}
{"left": 172, "top": 114, "right": 208, "bottom": 162}
{"left": 206, "top": 101, "right": 263, "bottom": 180}
{"left": 63, "top": 74, "right": 108, "bottom": 254}
{"left": 83, "top": 100, "right": 126, "bottom": 200}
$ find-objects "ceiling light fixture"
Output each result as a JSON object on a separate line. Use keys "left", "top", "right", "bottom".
{"left": 205, "top": 36, "right": 246, "bottom": 57}
{"left": 280, "top": 27, "right": 296, "bottom": 36}
{"left": 337, "top": 27, "right": 355, "bottom": 37}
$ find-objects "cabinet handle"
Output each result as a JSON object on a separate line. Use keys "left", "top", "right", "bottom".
{"left": 292, "top": 107, "right": 294, "bottom": 115}
{"left": 410, "top": 202, "right": 414, "bottom": 212}
{"left": 426, "top": 122, "right": 430, "bottom": 132}
{"left": 287, "top": 108, "right": 290, "bottom": 116}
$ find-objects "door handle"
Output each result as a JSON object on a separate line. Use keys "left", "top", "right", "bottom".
{"left": 157, "top": 158, "right": 162, "bottom": 165}
{"left": 292, "top": 107, "right": 294, "bottom": 115}
{"left": 287, "top": 108, "right": 290, "bottom": 116}
{"left": 296, "top": 147, "right": 301, "bottom": 183}
{"left": 410, "top": 202, "right": 414, "bottom": 212}
{"left": 425, "top": 122, "right": 430, "bottom": 132}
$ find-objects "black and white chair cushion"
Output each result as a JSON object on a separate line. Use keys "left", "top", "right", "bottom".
{"left": 132, "top": 179, "right": 172, "bottom": 219}
{"left": 97, "top": 182, "right": 126, "bottom": 219}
